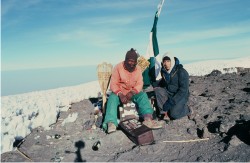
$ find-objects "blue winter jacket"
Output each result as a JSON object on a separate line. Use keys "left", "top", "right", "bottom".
{"left": 159, "top": 57, "right": 190, "bottom": 119}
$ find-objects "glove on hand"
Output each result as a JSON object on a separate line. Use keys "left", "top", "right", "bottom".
{"left": 118, "top": 93, "right": 128, "bottom": 104}
{"left": 163, "top": 98, "right": 175, "bottom": 112}
{"left": 126, "top": 91, "right": 135, "bottom": 101}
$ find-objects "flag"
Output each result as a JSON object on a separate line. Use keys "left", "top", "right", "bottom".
{"left": 142, "top": 0, "right": 165, "bottom": 89}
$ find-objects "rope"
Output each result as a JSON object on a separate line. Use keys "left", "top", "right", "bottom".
{"left": 163, "top": 138, "right": 209, "bottom": 143}
{"left": 17, "top": 148, "right": 33, "bottom": 162}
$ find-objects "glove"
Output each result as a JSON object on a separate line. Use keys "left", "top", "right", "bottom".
{"left": 163, "top": 98, "right": 175, "bottom": 112}
{"left": 126, "top": 91, "right": 135, "bottom": 101}
{"left": 118, "top": 93, "right": 128, "bottom": 104}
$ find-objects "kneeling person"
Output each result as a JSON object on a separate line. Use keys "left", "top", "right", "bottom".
{"left": 102, "top": 48, "right": 162, "bottom": 133}
{"left": 154, "top": 53, "right": 191, "bottom": 120}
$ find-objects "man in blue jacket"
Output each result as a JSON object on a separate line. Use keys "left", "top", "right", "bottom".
{"left": 154, "top": 52, "right": 191, "bottom": 120}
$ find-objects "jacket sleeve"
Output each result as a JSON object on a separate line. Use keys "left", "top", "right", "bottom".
{"left": 110, "top": 65, "right": 122, "bottom": 95}
{"left": 132, "top": 68, "right": 143, "bottom": 94}
{"left": 172, "top": 68, "right": 189, "bottom": 103}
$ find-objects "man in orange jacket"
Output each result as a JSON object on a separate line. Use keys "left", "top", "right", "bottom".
{"left": 102, "top": 48, "right": 162, "bottom": 133}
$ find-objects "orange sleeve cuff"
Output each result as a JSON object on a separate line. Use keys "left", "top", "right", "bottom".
{"left": 132, "top": 89, "right": 138, "bottom": 94}
{"left": 114, "top": 90, "right": 122, "bottom": 96}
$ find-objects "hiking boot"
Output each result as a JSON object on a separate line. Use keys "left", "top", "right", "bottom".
{"left": 108, "top": 122, "right": 116, "bottom": 134}
{"left": 163, "top": 112, "right": 170, "bottom": 121}
{"left": 143, "top": 119, "right": 162, "bottom": 129}
{"left": 158, "top": 111, "right": 170, "bottom": 122}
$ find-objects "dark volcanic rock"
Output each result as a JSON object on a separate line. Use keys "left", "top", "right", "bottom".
{"left": 1, "top": 72, "right": 250, "bottom": 162}
{"left": 206, "top": 69, "right": 222, "bottom": 77}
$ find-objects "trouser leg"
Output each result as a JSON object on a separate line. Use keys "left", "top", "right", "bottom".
{"left": 169, "top": 103, "right": 190, "bottom": 119}
{"left": 154, "top": 87, "right": 169, "bottom": 112}
{"left": 102, "top": 93, "right": 120, "bottom": 131}
{"left": 132, "top": 92, "right": 154, "bottom": 117}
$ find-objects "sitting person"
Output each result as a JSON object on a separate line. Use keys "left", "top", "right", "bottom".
{"left": 102, "top": 48, "right": 162, "bottom": 133}
{"left": 154, "top": 52, "right": 191, "bottom": 120}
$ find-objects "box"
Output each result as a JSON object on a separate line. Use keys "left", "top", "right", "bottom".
{"left": 119, "top": 119, "right": 154, "bottom": 145}
{"left": 118, "top": 103, "right": 154, "bottom": 145}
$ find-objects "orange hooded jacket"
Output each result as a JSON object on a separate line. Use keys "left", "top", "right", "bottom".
{"left": 110, "top": 61, "right": 143, "bottom": 95}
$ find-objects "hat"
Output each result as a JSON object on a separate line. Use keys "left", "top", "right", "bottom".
{"left": 162, "top": 56, "right": 171, "bottom": 62}
{"left": 125, "top": 48, "right": 138, "bottom": 61}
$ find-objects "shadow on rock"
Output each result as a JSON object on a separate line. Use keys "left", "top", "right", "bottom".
{"left": 207, "top": 121, "right": 221, "bottom": 133}
{"left": 65, "top": 140, "right": 86, "bottom": 162}
{"left": 242, "top": 87, "right": 250, "bottom": 93}
{"left": 222, "top": 120, "right": 250, "bottom": 145}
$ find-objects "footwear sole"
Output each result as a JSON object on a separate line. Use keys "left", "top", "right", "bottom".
{"left": 149, "top": 126, "right": 163, "bottom": 130}
{"left": 143, "top": 124, "right": 163, "bottom": 130}
{"left": 108, "top": 129, "right": 116, "bottom": 134}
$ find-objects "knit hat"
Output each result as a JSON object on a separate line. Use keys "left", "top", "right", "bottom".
{"left": 162, "top": 56, "right": 171, "bottom": 62}
{"left": 125, "top": 48, "right": 138, "bottom": 61}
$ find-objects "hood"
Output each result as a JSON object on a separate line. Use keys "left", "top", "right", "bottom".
{"left": 162, "top": 52, "right": 179, "bottom": 73}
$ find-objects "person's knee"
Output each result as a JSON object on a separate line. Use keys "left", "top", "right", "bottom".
{"left": 108, "top": 93, "right": 119, "bottom": 101}
{"left": 138, "top": 91, "right": 147, "bottom": 97}
{"left": 169, "top": 107, "right": 183, "bottom": 119}
{"left": 135, "top": 92, "right": 154, "bottom": 115}
{"left": 154, "top": 87, "right": 165, "bottom": 95}
{"left": 134, "top": 91, "right": 148, "bottom": 101}
{"left": 169, "top": 111, "right": 180, "bottom": 119}
{"left": 169, "top": 106, "right": 188, "bottom": 119}
{"left": 141, "top": 92, "right": 149, "bottom": 99}
{"left": 154, "top": 87, "right": 161, "bottom": 92}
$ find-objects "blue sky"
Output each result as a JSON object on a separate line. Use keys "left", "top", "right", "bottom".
{"left": 2, "top": 0, "right": 250, "bottom": 71}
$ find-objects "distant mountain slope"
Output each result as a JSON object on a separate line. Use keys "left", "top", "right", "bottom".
{"left": 184, "top": 57, "right": 250, "bottom": 76}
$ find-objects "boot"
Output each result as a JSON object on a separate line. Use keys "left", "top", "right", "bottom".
{"left": 143, "top": 119, "right": 162, "bottom": 129}
{"left": 108, "top": 122, "right": 116, "bottom": 133}
{"left": 163, "top": 112, "right": 170, "bottom": 121}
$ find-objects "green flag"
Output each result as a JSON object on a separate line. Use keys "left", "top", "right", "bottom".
{"left": 143, "top": 0, "right": 164, "bottom": 89}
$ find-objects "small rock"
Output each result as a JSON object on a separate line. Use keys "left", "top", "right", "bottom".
{"left": 229, "top": 135, "right": 242, "bottom": 146}
{"left": 206, "top": 70, "right": 222, "bottom": 77}
{"left": 92, "top": 124, "right": 97, "bottom": 130}
{"left": 83, "top": 120, "right": 94, "bottom": 130}
{"left": 219, "top": 120, "right": 235, "bottom": 133}
{"left": 187, "top": 128, "right": 196, "bottom": 136}
{"left": 220, "top": 132, "right": 227, "bottom": 137}
{"left": 201, "top": 126, "right": 210, "bottom": 138}
{"left": 219, "top": 147, "right": 224, "bottom": 152}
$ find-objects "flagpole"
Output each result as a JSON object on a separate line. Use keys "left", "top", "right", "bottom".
{"left": 157, "top": 0, "right": 165, "bottom": 17}
{"left": 153, "top": 0, "right": 165, "bottom": 80}
{"left": 142, "top": 0, "right": 165, "bottom": 88}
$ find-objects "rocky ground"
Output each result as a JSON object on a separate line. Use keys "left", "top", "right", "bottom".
{"left": 1, "top": 70, "right": 250, "bottom": 162}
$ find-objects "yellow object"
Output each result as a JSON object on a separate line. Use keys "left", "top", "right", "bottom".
{"left": 137, "top": 56, "right": 150, "bottom": 73}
